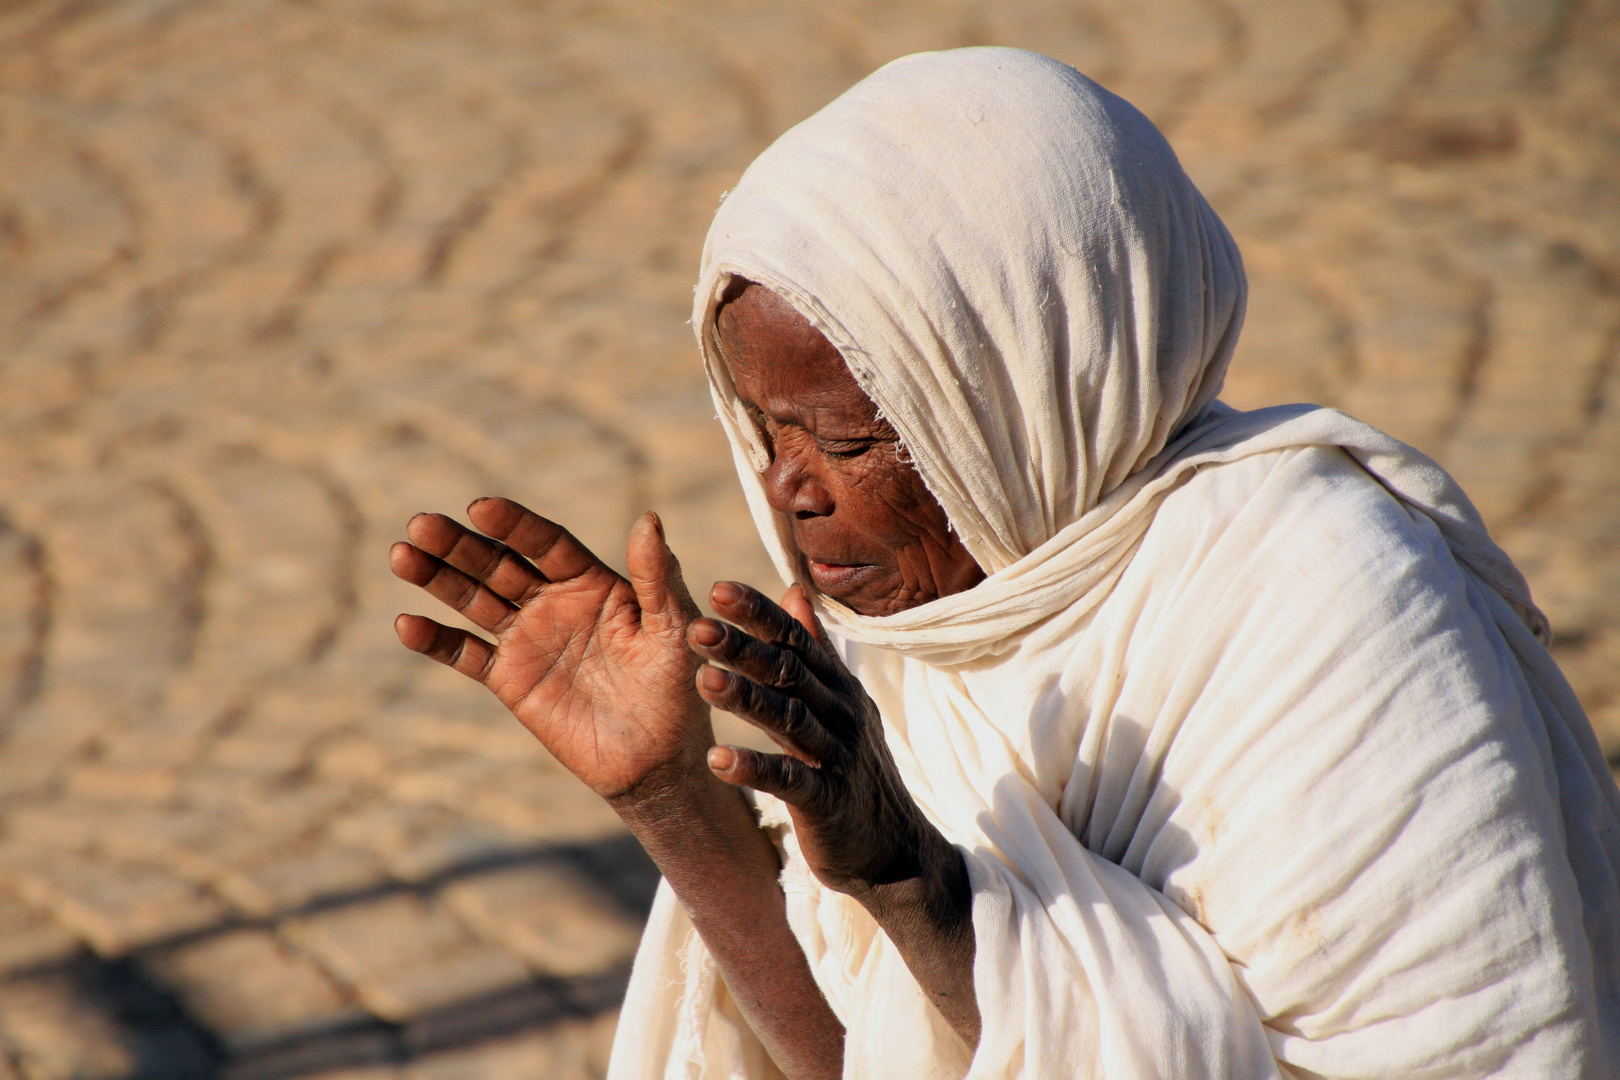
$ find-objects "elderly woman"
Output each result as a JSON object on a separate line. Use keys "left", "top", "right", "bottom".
{"left": 390, "top": 49, "right": 1619, "bottom": 1079}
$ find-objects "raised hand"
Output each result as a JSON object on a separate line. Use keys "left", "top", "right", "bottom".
{"left": 689, "top": 581, "right": 979, "bottom": 1043}
{"left": 391, "top": 502, "right": 854, "bottom": 1076}
{"left": 389, "top": 498, "right": 710, "bottom": 801}
{"left": 688, "top": 582, "right": 955, "bottom": 896}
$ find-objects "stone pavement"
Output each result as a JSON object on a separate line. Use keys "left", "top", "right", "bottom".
{"left": 0, "top": 1, "right": 1617, "bottom": 1077}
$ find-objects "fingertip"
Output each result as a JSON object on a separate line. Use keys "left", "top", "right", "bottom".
{"left": 710, "top": 580, "right": 743, "bottom": 608}
{"left": 627, "top": 512, "right": 676, "bottom": 593}
{"left": 405, "top": 512, "right": 457, "bottom": 551}
{"left": 688, "top": 618, "right": 723, "bottom": 649}
{"left": 393, "top": 613, "right": 425, "bottom": 649}
{"left": 388, "top": 541, "right": 419, "bottom": 578}
{"left": 629, "top": 510, "right": 664, "bottom": 546}
{"left": 467, "top": 496, "right": 512, "bottom": 531}
{"left": 707, "top": 745, "right": 737, "bottom": 773}
{"left": 781, "top": 585, "right": 825, "bottom": 641}
{"left": 696, "top": 664, "right": 729, "bottom": 694}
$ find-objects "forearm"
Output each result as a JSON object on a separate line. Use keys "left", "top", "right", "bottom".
{"left": 612, "top": 757, "right": 845, "bottom": 1080}
{"left": 852, "top": 829, "right": 980, "bottom": 1048}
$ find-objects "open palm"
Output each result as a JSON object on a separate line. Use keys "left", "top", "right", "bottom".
{"left": 390, "top": 497, "right": 710, "bottom": 799}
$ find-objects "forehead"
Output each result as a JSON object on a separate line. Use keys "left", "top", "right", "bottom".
{"left": 716, "top": 286, "right": 879, "bottom": 423}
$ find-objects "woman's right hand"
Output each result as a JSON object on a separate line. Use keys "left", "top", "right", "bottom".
{"left": 393, "top": 498, "right": 848, "bottom": 1079}
{"left": 389, "top": 497, "right": 711, "bottom": 802}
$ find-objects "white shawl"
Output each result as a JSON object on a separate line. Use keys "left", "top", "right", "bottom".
{"left": 609, "top": 48, "right": 1620, "bottom": 1079}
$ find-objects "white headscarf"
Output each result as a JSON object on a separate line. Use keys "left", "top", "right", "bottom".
{"left": 692, "top": 47, "right": 1545, "bottom": 665}
{"left": 612, "top": 48, "right": 1619, "bottom": 1080}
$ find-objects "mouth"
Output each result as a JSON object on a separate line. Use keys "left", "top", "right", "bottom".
{"left": 804, "top": 558, "right": 876, "bottom": 592}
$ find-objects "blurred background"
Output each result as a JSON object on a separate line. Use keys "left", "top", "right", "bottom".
{"left": 0, "top": 1, "right": 1616, "bottom": 1078}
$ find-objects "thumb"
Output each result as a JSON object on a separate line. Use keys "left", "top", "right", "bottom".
{"left": 781, "top": 584, "right": 830, "bottom": 646}
{"left": 626, "top": 511, "right": 700, "bottom": 632}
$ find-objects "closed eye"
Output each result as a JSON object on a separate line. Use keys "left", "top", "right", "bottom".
{"left": 817, "top": 438, "right": 880, "bottom": 460}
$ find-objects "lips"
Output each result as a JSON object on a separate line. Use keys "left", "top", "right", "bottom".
{"left": 801, "top": 548, "right": 867, "bottom": 572}
{"left": 794, "top": 527, "right": 884, "bottom": 594}
{"left": 806, "top": 557, "right": 862, "bottom": 573}
{"left": 804, "top": 557, "right": 876, "bottom": 593}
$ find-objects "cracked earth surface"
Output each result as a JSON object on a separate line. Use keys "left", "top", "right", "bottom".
{"left": 1, "top": 1, "right": 1617, "bottom": 1078}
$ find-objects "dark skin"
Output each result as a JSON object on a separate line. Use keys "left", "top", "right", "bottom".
{"left": 390, "top": 282, "right": 986, "bottom": 1078}
{"left": 718, "top": 282, "right": 986, "bottom": 616}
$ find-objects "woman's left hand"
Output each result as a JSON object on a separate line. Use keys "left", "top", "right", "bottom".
{"left": 689, "top": 580, "right": 947, "bottom": 897}
{"left": 689, "top": 580, "right": 980, "bottom": 1045}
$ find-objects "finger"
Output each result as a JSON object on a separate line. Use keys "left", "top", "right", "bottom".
{"left": 468, "top": 497, "right": 614, "bottom": 584}
{"left": 394, "top": 613, "right": 496, "bottom": 682}
{"left": 688, "top": 617, "right": 841, "bottom": 719}
{"left": 626, "top": 511, "right": 701, "bottom": 633}
{"left": 781, "top": 585, "right": 830, "bottom": 647}
{"left": 709, "top": 581, "right": 841, "bottom": 684}
{"left": 696, "top": 665, "right": 837, "bottom": 765}
{"left": 405, "top": 512, "right": 546, "bottom": 604}
{"left": 708, "top": 745, "right": 826, "bottom": 807}
{"left": 390, "top": 542, "right": 519, "bottom": 633}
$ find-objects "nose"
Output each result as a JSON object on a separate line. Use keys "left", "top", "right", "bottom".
{"left": 763, "top": 444, "right": 834, "bottom": 519}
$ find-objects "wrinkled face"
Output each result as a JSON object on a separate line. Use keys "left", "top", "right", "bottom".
{"left": 714, "top": 281, "right": 985, "bottom": 617}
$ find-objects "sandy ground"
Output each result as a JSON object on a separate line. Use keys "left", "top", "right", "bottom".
{"left": 0, "top": 1, "right": 1617, "bottom": 1077}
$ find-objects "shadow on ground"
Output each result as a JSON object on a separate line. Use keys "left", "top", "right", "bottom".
{"left": 1, "top": 836, "right": 657, "bottom": 1080}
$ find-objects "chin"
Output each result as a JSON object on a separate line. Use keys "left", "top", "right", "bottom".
{"left": 822, "top": 580, "right": 932, "bottom": 618}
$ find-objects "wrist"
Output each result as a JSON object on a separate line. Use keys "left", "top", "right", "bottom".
{"left": 851, "top": 827, "right": 972, "bottom": 937}
{"left": 608, "top": 745, "right": 789, "bottom": 938}
{"left": 607, "top": 744, "right": 722, "bottom": 827}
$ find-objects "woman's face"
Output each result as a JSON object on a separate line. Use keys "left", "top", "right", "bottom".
{"left": 715, "top": 282, "right": 985, "bottom": 617}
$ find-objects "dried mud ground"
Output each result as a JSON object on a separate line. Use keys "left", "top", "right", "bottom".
{"left": 1, "top": 1, "right": 1618, "bottom": 1078}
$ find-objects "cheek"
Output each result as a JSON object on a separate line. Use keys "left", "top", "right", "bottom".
{"left": 833, "top": 458, "right": 946, "bottom": 547}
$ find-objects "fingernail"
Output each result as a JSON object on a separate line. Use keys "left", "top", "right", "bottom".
{"left": 698, "top": 665, "right": 729, "bottom": 692}
{"left": 691, "top": 620, "right": 723, "bottom": 647}
{"left": 648, "top": 511, "right": 664, "bottom": 540}
{"left": 711, "top": 581, "right": 742, "bottom": 606}
{"left": 708, "top": 746, "right": 737, "bottom": 772}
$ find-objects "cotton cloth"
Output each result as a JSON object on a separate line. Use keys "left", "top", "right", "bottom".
{"left": 608, "top": 48, "right": 1620, "bottom": 1079}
